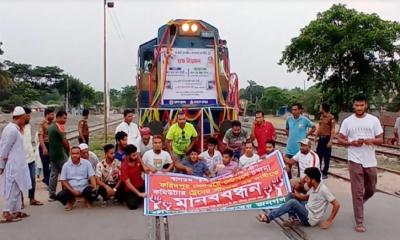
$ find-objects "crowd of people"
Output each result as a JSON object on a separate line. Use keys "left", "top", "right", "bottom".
{"left": 0, "top": 93, "right": 395, "bottom": 233}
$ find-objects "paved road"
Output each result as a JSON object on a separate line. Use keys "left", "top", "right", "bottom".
{"left": 2, "top": 177, "right": 400, "bottom": 240}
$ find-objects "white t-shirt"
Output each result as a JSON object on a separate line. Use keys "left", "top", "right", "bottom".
{"left": 115, "top": 121, "right": 140, "bottom": 149}
{"left": 339, "top": 113, "right": 383, "bottom": 167}
{"left": 142, "top": 150, "right": 172, "bottom": 171}
{"left": 199, "top": 150, "right": 222, "bottom": 173}
{"left": 306, "top": 183, "right": 336, "bottom": 226}
{"left": 292, "top": 150, "right": 320, "bottom": 178}
{"left": 138, "top": 136, "right": 153, "bottom": 155}
{"left": 239, "top": 154, "right": 260, "bottom": 168}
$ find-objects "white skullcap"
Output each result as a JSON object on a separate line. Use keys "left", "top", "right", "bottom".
{"left": 12, "top": 106, "right": 26, "bottom": 116}
{"left": 79, "top": 143, "right": 89, "bottom": 150}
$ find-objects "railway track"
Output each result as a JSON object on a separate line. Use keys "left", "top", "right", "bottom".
{"left": 274, "top": 128, "right": 400, "bottom": 159}
{"left": 66, "top": 119, "right": 121, "bottom": 141}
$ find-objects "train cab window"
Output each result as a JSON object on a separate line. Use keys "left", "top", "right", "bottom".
{"left": 143, "top": 50, "right": 153, "bottom": 73}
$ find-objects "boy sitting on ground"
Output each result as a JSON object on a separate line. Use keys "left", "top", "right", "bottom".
{"left": 239, "top": 141, "right": 260, "bottom": 168}
{"left": 216, "top": 149, "right": 239, "bottom": 177}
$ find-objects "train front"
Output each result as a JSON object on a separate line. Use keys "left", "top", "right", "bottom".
{"left": 137, "top": 19, "right": 239, "bottom": 149}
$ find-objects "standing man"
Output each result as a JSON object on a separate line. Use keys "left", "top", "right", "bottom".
{"left": 38, "top": 108, "right": 54, "bottom": 186}
{"left": 316, "top": 103, "right": 336, "bottom": 179}
{"left": 394, "top": 115, "right": 400, "bottom": 145}
{"left": 222, "top": 120, "right": 249, "bottom": 161}
{"left": 78, "top": 109, "right": 90, "bottom": 144}
{"left": 48, "top": 110, "right": 70, "bottom": 201}
{"left": 138, "top": 127, "right": 153, "bottom": 156}
{"left": 0, "top": 107, "right": 31, "bottom": 223}
{"left": 166, "top": 111, "right": 198, "bottom": 162}
{"left": 394, "top": 116, "right": 400, "bottom": 196}
{"left": 115, "top": 109, "right": 140, "bottom": 148}
{"left": 23, "top": 107, "right": 43, "bottom": 206}
{"left": 337, "top": 94, "right": 383, "bottom": 233}
{"left": 251, "top": 110, "right": 276, "bottom": 156}
{"left": 285, "top": 103, "right": 315, "bottom": 178}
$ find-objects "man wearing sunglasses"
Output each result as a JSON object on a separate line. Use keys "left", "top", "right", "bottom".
{"left": 166, "top": 111, "right": 198, "bottom": 164}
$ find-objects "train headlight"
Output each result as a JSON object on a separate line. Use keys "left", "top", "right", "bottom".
{"left": 182, "top": 23, "right": 190, "bottom": 32}
{"left": 191, "top": 23, "right": 198, "bottom": 32}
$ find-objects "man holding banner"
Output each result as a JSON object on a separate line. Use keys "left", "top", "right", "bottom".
{"left": 144, "top": 150, "right": 291, "bottom": 216}
{"left": 256, "top": 167, "right": 340, "bottom": 229}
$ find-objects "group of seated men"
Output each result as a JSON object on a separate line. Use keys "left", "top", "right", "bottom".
{"left": 55, "top": 111, "right": 340, "bottom": 229}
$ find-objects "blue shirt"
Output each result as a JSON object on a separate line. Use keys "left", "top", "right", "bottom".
{"left": 60, "top": 159, "right": 95, "bottom": 192}
{"left": 115, "top": 144, "right": 126, "bottom": 162}
{"left": 181, "top": 159, "right": 209, "bottom": 177}
{"left": 285, "top": 115, "right": 314, "bottom": 156}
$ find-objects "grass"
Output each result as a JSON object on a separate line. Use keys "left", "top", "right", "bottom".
{"left": 89, "top": 133, "right": 116, "bottom": 160}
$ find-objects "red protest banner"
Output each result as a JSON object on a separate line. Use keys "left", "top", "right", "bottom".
{"left": 144, "top": 151, "right": 290, "bottom": 216}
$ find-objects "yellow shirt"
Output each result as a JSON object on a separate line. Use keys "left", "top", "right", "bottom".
{"left": 166, "top": 123, "right": 198, "bottom": 155}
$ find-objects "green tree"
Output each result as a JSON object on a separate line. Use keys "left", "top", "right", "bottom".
{"left": 0, "top": 81, "right": 40, "bottom": 110}
{"left": 120, "top": 85, "right": 137, "bottom": 109}
{"left": 56, "top": 75, "right": 96, "bottom": 108}
{"left": 6, "top": 61, "right": 64, "bottom": 90}
{"left": 279, "top": 4, "right": 400, "bottom": 111}
{"left": 259, "top": 87, "right": 290, "bottom": 114}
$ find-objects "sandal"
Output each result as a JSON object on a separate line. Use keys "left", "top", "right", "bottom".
{"left": 13, "top": 212, "right": 30, "bottom": 218}
{"left": 0, "top": 216, "right": 22, "bottom": 224}
{"left": 64, "top": 205, "right": 73, "bottom": 211}
{"left": 355, "top": 224, "right": 366, "bottom": 232}
{"left": 256, "top": 213, "right": 270, "bottom": 223}
{"left": 101, "top": 201, "right": 108, "bottom": 208}
{"left": 30, "top": 199, "right": 44, "bottom": 206}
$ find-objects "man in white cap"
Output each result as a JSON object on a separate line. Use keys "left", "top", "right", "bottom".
{"left": 284, "top": 138, "right": 320, "bottom": 179}
{"left": 0, "top": 106, "right": 31, "bottom": 223}
{"left": 79, "top": 143, "right": 99, "bottom": 171}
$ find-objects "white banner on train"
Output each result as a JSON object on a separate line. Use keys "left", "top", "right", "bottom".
{"left": 161, "top": 48, "right": 218, "bottom": 106}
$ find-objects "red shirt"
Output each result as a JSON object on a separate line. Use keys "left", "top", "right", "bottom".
{"left": 120, "top": 158, "right": 145, "bottom": 191}
{"left": 254, "top": 121, "right": 276, "bottom": 155}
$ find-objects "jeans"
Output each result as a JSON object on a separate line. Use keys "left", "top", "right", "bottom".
{"left": 123, "top": 185, "right": 145, "bottom": 210}
{"left": 268, "top": 199, "right": 310, "bottom": 226}
{"left": 39, "top": 143, "right": 50, "bottom": 185}
{"left": 233, "top": 150, "right": 241, "bottom": 162}
{"left": 316, "top": 136, "right": 332, "bottom": 176}
{"left": 28, "top": 162, "right": 36, "bottom": 200}
{"left": 49, "top": 161, "right": 66, "bottom": 197}
{"left": 78, "top": 136, "right": 89, "bottom": 145}
{"left": 98, "top": 184, "right": 123, "bottom": 202}
{"left": 56, "top": 186, "right": 97, "bottom": 205}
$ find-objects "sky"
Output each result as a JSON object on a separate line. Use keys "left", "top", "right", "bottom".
{"left": 1, "top": 0, "right": 399, "bottom": 91}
